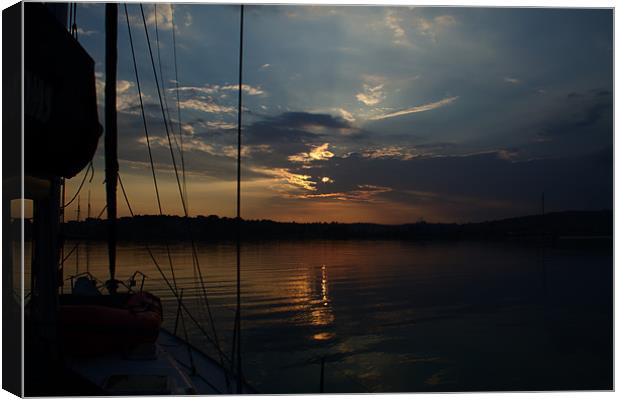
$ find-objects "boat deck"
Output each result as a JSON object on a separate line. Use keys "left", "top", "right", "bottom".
{"left": 63, "top": 328, "right": 255, "bottom": 395}
{"left": 158, "top": 328, "right": 255, "bottom": 394}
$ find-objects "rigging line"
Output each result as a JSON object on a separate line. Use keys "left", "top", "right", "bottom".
{"left": 125, "top": 4, "right": 223, "bottom": 363}
{"left": 171, "top": 4, "right": 188, "bottom": 212}
{"left": 96, "top": 204, "right": 107, "bottom": 220}
{"left": 153, "top": 5, "right": 174, "bottom": 132}
{"left": 68, "top": 4, "right": 73, "bottom": 35}
{"left": 232, "top": 4, "right": 244, "bottom": 393}
{"left": 63, "top": 161, "right": 94, "bottom": 208}
{"left": 116, "top": 173, "right": 134, "bottom": 216}
{"left": 72, "top": 2, "right": 78, "bottom": 40}
{"left": 139, "top": 4, "right": 187, "bottom": 214}
{"left": 124, "top": 4, "right": 164, "bottom": 216}
{"left": 60, "top": 177, "right": 66, "bottom": 289}
{"left": 75, "top": 195, "right": 81, "bottom": 274}
{"left": 62, "top": 242, "right": 79, "bottom": 264}
{"left": 60, "top": 194, "right": 98, "bottom": 266}
{"left": 120, "top": 178, "right": 230, "bottom": 366}
{"left": 118, "top": 171, "right": 178, "bottom": 292}
{"left": 86, "top": 189, "right": 91, "bottom": 272}
{"left": 153, "top": 3, "right": 183, "bottom": 159}
{"left": 139, "top": 3, "right": 226, "bottom": 368}
{"left": 179, "top": 301, "right": 196, "bottom": 376}
{"left": 169, "top": 8, "right": 209, "bottom": 375}
{"left": 117, "top": 174, "right": 234, "bottom": 370}
{"left": 68, "top": 3, "right": 75, "bottom": 37}
{"left": 124, "top": 4, "right": 178, "bottom": 291}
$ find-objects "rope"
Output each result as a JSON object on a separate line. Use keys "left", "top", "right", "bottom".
{"left": 71, "top": 2, "right": 78, "bottom": 40}
{"left": 139, "top": 0, "right": 224, "bottom": 353}
{"left": 62, "top": 242, "right": 79, "bottom": 263}
{"left": 169, "top": 9, "right": 213, "bottom": 384}
{"left": 171, "top": 4, "right": 189, "bottom": 212}
{"left": 123, "top": 4, "right": 227, "bottom": 376}
{"left": 139, "top": 4, "right": 187, "bottom": 215}
{"left": 60, "top": 177, "right": 66, "bottom": 292}
{"left": 124, "top": 5, "right": 164, "bottom": 217}
{"left": 117, "top": 170, "right": 234, "bottom": 370}
{"left": 86, "top": 190, "right": 91, "bottom": 272}
{"left": 96, "top": 204, "right": 107, "bottom": 219}
{"left": 63, "top": 161, "right": 94, "bottom": 208}
{"left": 75, "top": 195, "right": 81, "bottom": 274}
{"left": 68, "top": 3, "right": 72, "bottom": 33}
{"left": 117, "top": 173, "right": 135, "bottom": 216}
{"left": 153, "top": 5, "right": 176, "bottom": 137}
{"left": 124, "top": 4, "right": 178, "bottom": 293}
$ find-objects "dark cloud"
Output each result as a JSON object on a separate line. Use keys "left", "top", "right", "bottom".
{"left": 270, "top": 112, "right": 351, "bottom": 129}
{"left": 575, "top": 101, "right": 612, "bottom": 128}
{"left": 414, "top": 142, "right": 456, "bottom": 150}
{"left": 294, "top": 148, "right": 612, "bottom": 222}
{"left": 245, "top": 120, "right": 322, "bottom": 146}
{"left": 538, "top": 89, "right": 612, "bottom": 140}
{"left": 245, "top": 111, "right": 350, "bottom": 144}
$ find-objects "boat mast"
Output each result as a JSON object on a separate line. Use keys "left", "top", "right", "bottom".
{"left": 235, "top": 4, "right": 244, "bottom": 392}
{"left": 104, "top": 3, "right": 118, "bottom": 293}
{"left": 229, "top": 4, "right": 245, "bottom": 392}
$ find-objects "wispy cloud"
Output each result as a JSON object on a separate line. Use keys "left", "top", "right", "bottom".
{"left": 159, "top": 83, "right": 264, "bottom": 116}
{"left": 412, "top": 14, "right": 456, "bottom": 42}
{"left": 95, "top": 77, "right": 152, "bottom": 114}
{"left": 288, "top": 143, "right": 335, "bottom": 163}
{"left": 356, "top": 83, "right": 386, "bottom": 106}
{"left": 293, "top": 184, "right": 392, "bottom": 202}
{"left": 220, "top": 84, "right": 265, "bottom": 96}
{"left": 173, "top": 84, "right": 265, "bottom": 97}
{"left": 139, "top": 135, "right": 217, "bottom": 155}
{"left": 140, "top": 135, "right": 271, "bottom": 160}
{"left": 223, "top": 144, "right": 272, "bottom": 159}
{"left": 504, "top": 77, "right": 520, "bottom": 84}
{"left": 179, "top": 119, "right": 236, "bottom": 136}
{"left": 136, "top": 4, "right": 191, "bottom": 31}
{"left": 337, "top": 108, "right": 355, "bottom": 123}
{"left": 76, "top": 27, "right": 97, "bottom": 36}
{"left": 178, "top": 99, "right": 235, "bottom": 114}
{"left": 362, "top": 146, "right": 417, "bottom": 160}
{"left": 254, "top": 167, "right": 317, "bottom": 191}
{"left": 370, "top": 96, "right": 458, "bottom": 120}
{"left": 204, "top": 120, "right": 237, "bottom": 130}
{"left": 385, "top": 10, "right": 410, "bottom": 46}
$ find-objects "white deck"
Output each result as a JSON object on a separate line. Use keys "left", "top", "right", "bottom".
{"left": 64, "top": 328, "right": 255, "bottom": 395}
{"left": 158, "top": 328, "right": 255, "bottom": 394}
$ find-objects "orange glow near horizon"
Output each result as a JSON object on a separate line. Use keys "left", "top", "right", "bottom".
{"left": 60, "top": 156, "right": 518, "bottom": 225}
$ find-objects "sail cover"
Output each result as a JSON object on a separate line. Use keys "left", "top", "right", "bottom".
{"left": 24, "top": 3, "right": 102, "bottom": 179}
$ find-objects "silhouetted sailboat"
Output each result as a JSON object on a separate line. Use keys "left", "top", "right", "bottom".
{"left": 23, "top": 3, "right": 252, "bottom": 395}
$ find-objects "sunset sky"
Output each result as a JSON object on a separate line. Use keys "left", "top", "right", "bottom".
{"left": 64, "top": 4, "right": 613, "bottom": 224}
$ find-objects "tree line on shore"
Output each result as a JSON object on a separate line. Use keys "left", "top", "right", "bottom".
{"left": 43, "top": 209, "right": 612, "bottom": 242}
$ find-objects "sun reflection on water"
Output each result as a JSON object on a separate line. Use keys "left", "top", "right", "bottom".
{"left": 311, "top": 264, "right": 335, "bottom": 340}
{"left": 322, "top": 264, "right": 329, "bottom": 306}
{"left": 312, "top": 331, "right": 335, "bottom": 341}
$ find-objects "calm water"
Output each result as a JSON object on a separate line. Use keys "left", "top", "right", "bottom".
{"left": 30, "top": 239, "right": 613, "bottom": 392}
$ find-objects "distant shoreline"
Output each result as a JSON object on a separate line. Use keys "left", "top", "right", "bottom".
{"left": 45, "top": 209, "right": 612, "bottom": 244}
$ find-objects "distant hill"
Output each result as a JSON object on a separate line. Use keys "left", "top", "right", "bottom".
{"left": 54, "top": 210, "right": 612, "bottom": 242}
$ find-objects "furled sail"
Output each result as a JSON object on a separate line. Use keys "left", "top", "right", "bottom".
{"left": 24, "top": 3, "right": 101, "bottom": 179}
